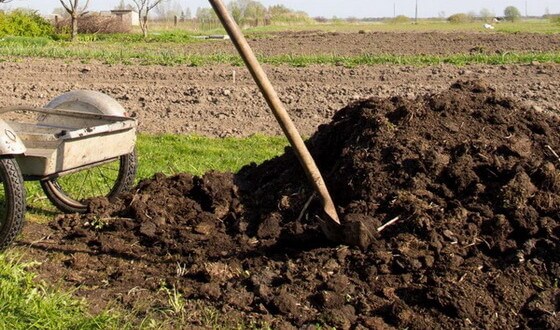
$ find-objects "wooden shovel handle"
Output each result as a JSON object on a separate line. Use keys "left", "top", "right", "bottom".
{"left": 208, "top": 0, "right": 340, "bottom": 225}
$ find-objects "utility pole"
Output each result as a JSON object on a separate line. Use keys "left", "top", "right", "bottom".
{"left": 525, "top": 0, "right": 528, "bottom": 17}
{"left": 414, "top": 0, "right": 418, "bottom": 24}
{"left": 393, "top": 2, "right": 396, "bottom": 18}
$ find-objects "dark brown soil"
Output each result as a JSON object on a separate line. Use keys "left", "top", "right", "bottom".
{"left": 150, "top": 30, "right": 560, "bottom": 56}
{"left": 20, "top": 81, "right": 560, "bottom": 329}
{"left": 189, "top": 30, "right": 560, "bottom": 57}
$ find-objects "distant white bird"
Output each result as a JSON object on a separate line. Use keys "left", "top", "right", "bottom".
{"left": 484, "top": 23, "right": 495, "bottom": 29}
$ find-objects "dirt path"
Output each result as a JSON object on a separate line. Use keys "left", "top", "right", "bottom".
{"left": 0, "top": 59, "right": 559, "bottom": 137}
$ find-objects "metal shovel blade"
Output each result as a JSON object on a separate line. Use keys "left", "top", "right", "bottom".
{"left": 208, "top": 0, "right": 341, "bottom": 228}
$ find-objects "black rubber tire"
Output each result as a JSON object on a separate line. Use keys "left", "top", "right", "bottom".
{"left": 40, "top": 150, "right": 137, "bottom": 214}
{"left": 0, "top": 157, "right": 26, "bottom": 250}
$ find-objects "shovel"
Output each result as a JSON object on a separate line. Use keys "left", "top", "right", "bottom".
{"left": 208, "top": 0, "right": 341, "bottom": 229}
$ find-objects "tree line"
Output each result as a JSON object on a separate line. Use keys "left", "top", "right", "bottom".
{"left": 196, "top": 1, "right": 310, "bottom": 26}
{"left": 447, "top": 6, "right": 522, "bottom": 23}
{"left": 21, "top": 0, "right": 309, "bottom": 40}
{"left": 2, "top": 1, "right": 556, "bottom": 41}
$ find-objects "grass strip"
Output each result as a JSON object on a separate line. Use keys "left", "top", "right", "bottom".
{"left": 1, "top": 39, "right": 559, "bottom": 67}
{"left": 262, "top": 52, "right": 560, "bottom": 67}
{"left": 242, "top": 20, "right": 560, "bottom": 34}
{"left": 136, "top": 133, "right": 287, "bottom": 177}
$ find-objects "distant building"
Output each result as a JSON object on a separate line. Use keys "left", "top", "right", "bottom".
{"left": 110, "top": 10, "right": 140, "bottom": 27}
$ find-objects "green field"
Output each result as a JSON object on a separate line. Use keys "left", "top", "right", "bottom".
{"left": 151, "top": 18, "right": 560, "bottom": 34}
{"left": 3, "top": 38, "right": 559, "bottom": 67}
{"left": 2, "top": 43, "right": 559, "bottom": 68}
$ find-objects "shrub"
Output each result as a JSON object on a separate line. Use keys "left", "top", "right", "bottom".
{"left": 448, "top": 13, "right": 474, "bottom": 23}
{"left": 391, "top": 15, "right": 410, "bottom": 24}
{"left": 55, "top": 14, "right": 130, "bottom": 34}
{"left": 268, "top": 7, "right": 313, "bottom": 25}
{"left": 0, "top": 10, "right": 54, "bottom": 37}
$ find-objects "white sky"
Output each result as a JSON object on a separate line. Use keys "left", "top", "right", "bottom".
{"left": 4, "top": 1, "right": 560, "bottom": 18}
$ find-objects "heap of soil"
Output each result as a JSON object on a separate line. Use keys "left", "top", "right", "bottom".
{"left": 25, "top": 81, "right": 559, "bottom": 329}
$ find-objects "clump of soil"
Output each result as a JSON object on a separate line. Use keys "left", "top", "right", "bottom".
{"left": 24, "top": 81, "right": 560, "bottom": 329}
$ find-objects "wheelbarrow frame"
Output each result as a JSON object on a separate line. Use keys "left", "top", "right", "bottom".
{"left": 0, "top": 106, "right": 136, "bottom": 180}
{"left": 0, "top": 90, "right": 138, "bottom": 250}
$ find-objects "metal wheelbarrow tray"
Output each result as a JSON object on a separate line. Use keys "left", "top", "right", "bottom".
{"left": 0, "top": 90, "right": 138, "bottom": 250}
{"left": 3, "top": 107, "right": 136, "bottom": 178}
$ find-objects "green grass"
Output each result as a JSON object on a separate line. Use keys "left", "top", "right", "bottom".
{"left": 150, "top": 18, "right": 560, "bottom": 34}
{"left": 19, "top": 134, "right": 287, "bottom": 220}
{"left": 0, "top": 252, "right": 121, "bottom": 329}
{"left": 0, "top": 40, "right": 240, "bottom": 66}
{"left": 135, "top": 134, "right": 287, "bottom": 177}
{"left": 25, "top": 134, "right": 288, "bottom": 222}
{"left": 263, "top": 52, "right": 560, "bottom": 67}
{"left": 1, "top": 37, "right": 559, "bottom": 67}
{"left": 252, "top": 19, "right": 560, "bottom": 34}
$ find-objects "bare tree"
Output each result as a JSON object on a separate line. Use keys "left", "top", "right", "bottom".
{"left": 0, "top": 0, "right": 14, "bottom": 3}
{"left": 132, "top": 0, "right": 167, "bottom": 38}
{"left": 59, "top": 0, "right": 90, "bottom": 41}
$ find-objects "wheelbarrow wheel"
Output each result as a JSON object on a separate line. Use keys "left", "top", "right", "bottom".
{"left": 39, "top": 90, "right": 137, "bottom": 214}
{"left": 40, "top": 150, "right": 137, "bottom": 214}
{"left": 0, "top": 157, "right": 26, "bottom": 250}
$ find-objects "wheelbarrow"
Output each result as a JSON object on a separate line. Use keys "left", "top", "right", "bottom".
{"left": 0, "top": 90, "right": 137, "bottom": 249}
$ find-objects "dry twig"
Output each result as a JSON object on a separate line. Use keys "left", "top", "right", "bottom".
{"left": 377, "top": 216, "right": 401, "bottom": 233}
{"left": 297, "top": 192, "right": 316, "bottom": 222}
{"left": 545, "top": 145, "right": 560, "bottom": 164}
